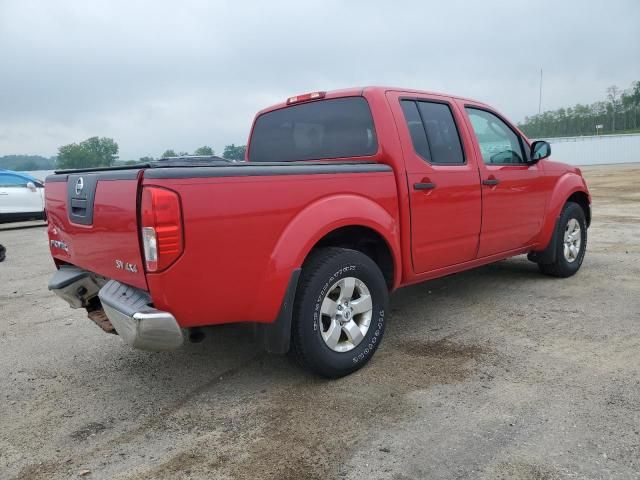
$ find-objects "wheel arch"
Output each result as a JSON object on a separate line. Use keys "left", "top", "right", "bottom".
{"left": 308, "top": 225, "right": 395, "bottom": 290}
{"left": 536, "top": 173, "right": 590, "bottom": 250}
{"left": 530, "top": 173, "right": 590, "bottom": 265}
{"left": 258, "top": 194, "right": 401, "bottom": 354}
{"left": 268, "top": 194, "right": 401, "bottom": 293}
{"left": 566, "top": 190, "right": 591, "bottom": 227}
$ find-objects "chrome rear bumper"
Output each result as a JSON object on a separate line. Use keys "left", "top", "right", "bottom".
{"left": 47, "top": 265, "right": 106, "bottom": 309}
{"left": 99, "top": 280, "right": 183, "bottom": 351}
{"left": 49, "top": 267, "right": 183, "bottom": 351}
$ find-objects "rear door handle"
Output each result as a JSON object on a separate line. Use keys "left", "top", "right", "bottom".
{"left": 414, "top": 182, "right": 437, "bottom": 190}
{"left": 482, "top": 178, "right": 500, "bottom": 186}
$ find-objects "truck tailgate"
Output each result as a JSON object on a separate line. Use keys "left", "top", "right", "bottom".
{"left": 45, "top": 170, "right": 147, "bottom": 290}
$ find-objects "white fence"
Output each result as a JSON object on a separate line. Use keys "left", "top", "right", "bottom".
{"left": 541, "top": 133, "right": 640, "bottom": 166}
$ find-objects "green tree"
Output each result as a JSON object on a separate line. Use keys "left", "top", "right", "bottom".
{"left": 161, "top": 149, "right": 177, "bottom": 158}
{"left": 57, "top": 144, "right": 86, "bottom": 169}
{"left": 631, "top": 81, "right": 640, "bottom": 105}
{"left": 0, "top": 155, "right": 55, "bottom": 171}
{"left": 606, "top": 85, "right": 621, "bottom": 131}
{"left": 519, "top": 80, "right": 640, "bottom": 138}
{"left": 193, "top": 146, "right": 214, "bottom": 156}
{"left": 139, "top": 156, "right": 154, "bottom": 163}
{"left": 57, "top": 137, "right": 119, "bottom": 169}
{"left": 19, "top": 160, "right": 38, "bottom": 170}
{"left": 222, "top": 144, "right": 247, "bottom": 161}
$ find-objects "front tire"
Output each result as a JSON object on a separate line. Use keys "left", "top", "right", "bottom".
{"left": 538, "top": 201, "right": 587, "bottom": 277}
{"left": 291, "top": 247, "right": 388, "bottom": 378}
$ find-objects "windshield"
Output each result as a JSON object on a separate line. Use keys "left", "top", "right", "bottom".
{"left": 248, "top": 97, "right": 378, "bottom": 162}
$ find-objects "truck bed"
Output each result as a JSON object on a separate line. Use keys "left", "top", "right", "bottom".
{"left": 45, "top": 160, "right": 396, "bottom": 327}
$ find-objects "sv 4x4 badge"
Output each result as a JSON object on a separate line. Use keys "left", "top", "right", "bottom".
{"left": 115, "top": 259, "right": 138, "bottom": 273}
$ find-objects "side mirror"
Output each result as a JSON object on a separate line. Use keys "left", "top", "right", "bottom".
{"left": 530, "top": 140, "right": 551, "bottom": 162}
{"left": 26, "top": 181, "right": 37, "bottom": 192}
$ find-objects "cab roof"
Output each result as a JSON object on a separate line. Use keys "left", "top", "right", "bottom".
{"left": 255, "top": 86, "right": 489, "bottom": 117}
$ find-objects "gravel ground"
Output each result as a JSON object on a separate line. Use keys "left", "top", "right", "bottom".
{"left": 1, "top": 164, "right": 639, "bottom": 480}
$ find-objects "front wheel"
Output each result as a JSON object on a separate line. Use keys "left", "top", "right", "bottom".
{"left": 538, "top": 201, "right": 588, "bottom": 277}
{"left": 291, "top": 247, "right": 389, "bottom": 378}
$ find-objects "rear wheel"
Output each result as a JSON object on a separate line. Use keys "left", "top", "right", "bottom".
{"left": 291, "top": 247, "right": 388, "bottom": 378}
{"left": 538, "top": 201, "right": 587, "bottom": 277}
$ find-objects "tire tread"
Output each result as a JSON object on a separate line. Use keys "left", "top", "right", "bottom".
{"left": 291, "top": 247, "right": 387, "bottom": 378}
{"left": 538, "top": 201, "right": 587, "bottom": 278}
{"left": 291, "top": 247, "right": 348, "bottom": 372}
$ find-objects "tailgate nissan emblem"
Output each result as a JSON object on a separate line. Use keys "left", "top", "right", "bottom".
{"left": 75, "top": 177, "right": 84, "bottom": 195}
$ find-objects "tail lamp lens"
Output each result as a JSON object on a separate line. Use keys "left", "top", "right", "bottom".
{"left": 140, "top": 187, "right": 183, "bottom": 272}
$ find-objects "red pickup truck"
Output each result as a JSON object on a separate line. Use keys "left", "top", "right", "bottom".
{"left": 46, "top": 87, "right": 591, "bottom": 377}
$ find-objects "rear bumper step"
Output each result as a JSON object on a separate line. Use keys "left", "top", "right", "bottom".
{"left": 49, "top": 268, "right": 183, "bottom": 351}
{"left": 48, "top": 265, "right": 105, "bottom": 309}
{"left": 98, "top": 280, "right": 183, "bottom": 351}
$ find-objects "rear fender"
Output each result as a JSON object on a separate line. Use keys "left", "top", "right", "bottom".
{"left": 251, "top": 194, "right": 401, "bottom": 321}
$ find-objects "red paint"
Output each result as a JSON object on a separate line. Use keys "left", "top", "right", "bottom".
{"left": 143, "top": 173, "right": 399, "bottom": 326}
{"left": 46, "top": 86, "right": 591, "bottom": 328}
{"left": 45, "top": 177, "right": 148, "bottom": 290}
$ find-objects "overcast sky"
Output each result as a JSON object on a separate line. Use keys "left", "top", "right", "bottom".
{"left": 1, "top": 0, "right": 639, "bottom": 160}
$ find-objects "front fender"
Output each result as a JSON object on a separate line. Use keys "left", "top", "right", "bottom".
{"left": 250, "top": 193, "right": 401, "bottom": 321}
{"left": 536, "top": 172, "right": 590, "bottom": 250}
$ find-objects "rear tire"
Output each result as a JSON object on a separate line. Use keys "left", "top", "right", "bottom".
{"left": 291, "top": 247, "right": 388, "bottom": 378}
{"left": 538, "top": 201, "right": 587, "bottom": 277}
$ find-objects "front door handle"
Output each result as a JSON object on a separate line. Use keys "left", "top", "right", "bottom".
{"left": 482, "top": 178, "right": 500, "bottom": 186}
{"left": 414, "top": 182, "right": 437, "bottom": 190}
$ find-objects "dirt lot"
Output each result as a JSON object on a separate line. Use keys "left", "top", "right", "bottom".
{"left": 1, "top": 164, "right": 639, "bottom": 480}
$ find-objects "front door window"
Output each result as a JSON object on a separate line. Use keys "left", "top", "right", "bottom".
{"left": 465, "top": 108, "right": 525, "bottom": 165}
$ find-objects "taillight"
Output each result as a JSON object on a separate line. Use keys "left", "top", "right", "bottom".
{"left": 140, "top": 186, "right": 183, "bottom": 272}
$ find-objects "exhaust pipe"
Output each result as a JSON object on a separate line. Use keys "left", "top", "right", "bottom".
{"left": 188, "top": 327, "right": 205, "bottom": 343}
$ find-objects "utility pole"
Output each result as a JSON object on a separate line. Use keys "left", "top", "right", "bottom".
{"left": 538, "top": 68, "right": 543, "bottom": 115}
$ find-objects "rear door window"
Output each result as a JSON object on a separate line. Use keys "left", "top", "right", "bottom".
{"left": 400, "top": 101, "right": 430, "bottom": 159}
{"left": 249, "top": 97, "right": 378, "bottom": 162}
{"left": 400, "top": 100, "right": 465, "bottom": 165}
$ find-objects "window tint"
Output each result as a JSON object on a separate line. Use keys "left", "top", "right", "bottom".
{"left": 249, "top": 97, "right": 378, "bottom": 162}
{"left": 400, "top": 100, "right": 464, "bottom": 165}
{"left": 465, "top": 108, "right": 525, "bottom": 164}
{"left": 0, "top": 174, "right": 28, "bottom": 187}
{"left": 400, "top": 101, "right": 430, "bottom": 159}
{"left": 521, "top": 136, "right": 531, "bottom": 162}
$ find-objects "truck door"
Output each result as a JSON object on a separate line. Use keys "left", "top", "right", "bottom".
{"left": 387, "top": 92, "right": 482, "bottom": 273}
{"left": 461, "top": 105, "right": 548, "bottom": 257}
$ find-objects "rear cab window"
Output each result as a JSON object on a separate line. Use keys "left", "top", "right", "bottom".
{"left": 248, "top": 97, "right": 378, "bottom": 162}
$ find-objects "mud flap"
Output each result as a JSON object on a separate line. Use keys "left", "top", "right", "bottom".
{"left": 260, "top": 268, "right": 301, "bottom": 354}
{"left": 528, "top": 215, "right": 560, "bottom": 265}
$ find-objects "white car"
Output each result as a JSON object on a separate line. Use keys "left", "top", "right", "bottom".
{"left": 0, "top": 170, "right": 46, "bottom": 222}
